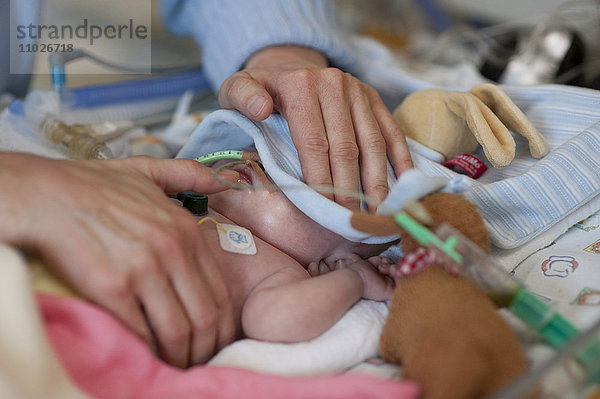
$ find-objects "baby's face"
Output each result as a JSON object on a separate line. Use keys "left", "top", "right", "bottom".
{"left": 207, "top": 161, "right": 389, "bottom": 265}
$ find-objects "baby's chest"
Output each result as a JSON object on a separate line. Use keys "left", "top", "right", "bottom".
{"left": 197, "top": 210, "right": 303, "bottom": 303}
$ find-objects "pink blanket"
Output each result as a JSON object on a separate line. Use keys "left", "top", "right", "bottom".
{"left": 38, "top": 293, "right": 420, "bottom": 399}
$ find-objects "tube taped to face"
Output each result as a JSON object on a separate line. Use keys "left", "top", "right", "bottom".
{"left": 217, "top": 224, "right": 257, "bottom": 255}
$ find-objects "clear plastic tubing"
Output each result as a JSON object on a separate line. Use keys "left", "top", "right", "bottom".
{"left": 63, "top": 68, "right": 209, "bottom": 109}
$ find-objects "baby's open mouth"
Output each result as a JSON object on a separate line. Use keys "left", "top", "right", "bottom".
{"left": 230, "top": 162, "right": 255, "bottom": 185}
{"left": 222, "top": 160, "right": 274, "bottom": 191}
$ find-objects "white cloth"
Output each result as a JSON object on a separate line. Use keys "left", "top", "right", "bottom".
{"left": 208, "top": 300, "right": 389, "bottom": 376}
{"left": 0, "top": 245, "right": 88, "bottom": 399}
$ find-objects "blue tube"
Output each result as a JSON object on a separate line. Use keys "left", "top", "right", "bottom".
{"left": 50, "top": 65, "right": 66, "bottom": 97}
{"left": 65, "top": 68, "right": 209, "bottom": 109}
{"left": 415, "top": 0, "right": 453, "bottom": 32}
{"left": 8, "top": 99, "right": 25, "bottom": 116}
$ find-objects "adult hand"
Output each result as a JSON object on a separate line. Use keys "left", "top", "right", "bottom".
{"left": 218, "top": 45, "right": 413, "bottom": 211}
{"left": 0, "top": 152, "right": 240, "bottom": 368}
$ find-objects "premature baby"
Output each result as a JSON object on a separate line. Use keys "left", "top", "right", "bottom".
{"left": 207, "top": 158, "right": 527, "bottom": 398}
{"left": 198, "top": 159, "right": 395, "bottom": 343}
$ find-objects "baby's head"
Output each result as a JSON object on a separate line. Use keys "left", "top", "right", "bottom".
{"left": 207, "top": 160, "right": 391, "bottom": 265}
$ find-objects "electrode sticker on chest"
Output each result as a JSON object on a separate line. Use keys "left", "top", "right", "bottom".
{"left": 217, "top": 224, "right": 257, "bottom": 255}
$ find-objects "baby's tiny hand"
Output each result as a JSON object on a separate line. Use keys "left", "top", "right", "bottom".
{"left": 339, "top": 255, "right": 395, "bottom": 301}
{"left": 366, "top": 255, "right": 396, "bottom": 277}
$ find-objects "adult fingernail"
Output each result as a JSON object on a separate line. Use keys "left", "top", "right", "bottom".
{"left": 247, "top": 95, "right": 267, "bottom": 118}
{"left": 217, "top": 169, "right": 240, "bottom": 183}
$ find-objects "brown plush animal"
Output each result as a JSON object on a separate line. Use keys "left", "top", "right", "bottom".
{"left": 377, "top": 193, "right": 528, "bottom": 398}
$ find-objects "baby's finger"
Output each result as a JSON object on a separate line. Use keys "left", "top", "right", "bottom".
{"left": 308, "top": 262, "right": 320, "bottom": 276}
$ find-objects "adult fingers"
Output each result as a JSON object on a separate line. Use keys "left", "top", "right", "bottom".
{"left": 131, "top": 205, "right": 233, "bottom": 366}
{"left": 133, "top": 254, "right": 191, "bottom": 368}
{"left": 317, "top": 69, "right": 361, "bottom": 210}
{"left": 94, "top": 197, "right": 205, "bottom": 368}
{"left": 348, "top": 81, "right": 389, "bottom": 211}
{"left": 161, "top": 232, "right": 234, "bottom": 365}
{"left": 218, "top": 71, "right": 274, "bottom": 120}
{"left": 96, "top": 207, "right": 195, "bottom": 368}
{"left": 190, "top": 238, "right": 236, "bottom": 358}
{"left": 366, "top": 87, "right": 413, "bottom": 175}
{"left": 280, "top": 69, "right": 336, "bottom": 202}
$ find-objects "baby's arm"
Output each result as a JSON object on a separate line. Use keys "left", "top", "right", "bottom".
{"left": 241, "top": 256, "right": 393, "bottom": 342}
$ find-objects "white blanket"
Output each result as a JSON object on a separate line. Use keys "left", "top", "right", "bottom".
{"left": 209, "top": 300, "right": 389, "bottom": 376}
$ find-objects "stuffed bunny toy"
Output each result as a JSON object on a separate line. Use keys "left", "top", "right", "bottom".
{"left": 393, "top": 83, "right": 548, "bottom": 168}
{"left": 376, "top": 192, "right": 529, "bottom": 399}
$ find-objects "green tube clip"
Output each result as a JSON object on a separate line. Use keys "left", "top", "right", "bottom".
{"left": 394, "top": 212, "right": 463, "bottom": 263}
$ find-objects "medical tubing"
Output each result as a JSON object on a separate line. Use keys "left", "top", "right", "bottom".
{"left": 65, "top": 68, "right": 209, "bottom": 109}
{"left": 430, "top": 223, "right": 598, "bottom": 369}
{"left": 195, "top": 150, "right": 243, "bottom": 164}
{"left": 510, "top": 288, "right": 600, "bottom": 382}
{"left": 509, "top": 287, "right": 580, "bottom": 349}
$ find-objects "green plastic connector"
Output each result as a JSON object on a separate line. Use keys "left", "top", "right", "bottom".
{"left": 578, "top": 338, "right": 600, "bottom": 382}
{"left": 510, "top": 287, "right": 580, "bottom": 349}
{"left": 510, "top": 287, "right": 600, "bottom": 382}
{"left": 195, "top": 150, "right": 243, "bottom": 165}
{"left": 394, "top": 212, "right": 463, "bottom": 263}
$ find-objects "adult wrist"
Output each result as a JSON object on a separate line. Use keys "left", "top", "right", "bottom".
{"left": 245, "top": 45, "right": 328, "bottom": 70}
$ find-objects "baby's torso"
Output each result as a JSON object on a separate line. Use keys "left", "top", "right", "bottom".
{"left": 195, "top": 209, "right": 306, "bottom": 339}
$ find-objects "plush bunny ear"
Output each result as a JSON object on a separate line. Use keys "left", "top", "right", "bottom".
{"left": 469, "top": 83, "right": 548, "bottom": 159}
{"left": 446, "top": 92, "right": 517, "bottom": 168}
